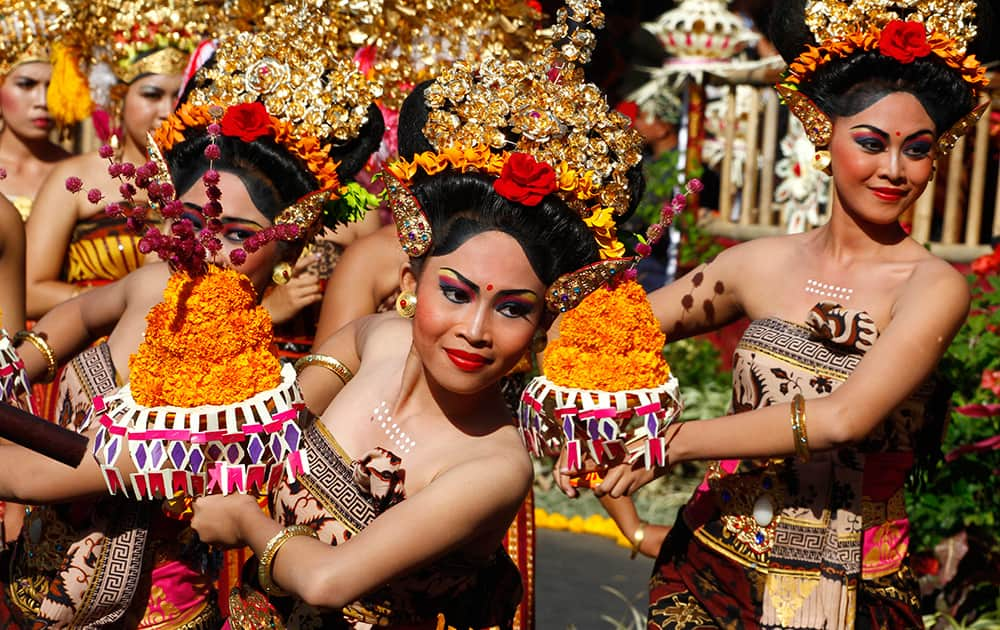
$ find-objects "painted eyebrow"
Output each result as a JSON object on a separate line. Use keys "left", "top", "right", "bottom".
{"left": 440, "top": 267, "right": 538, "bottom": 298}
{"left": 181, "top": 203, "right": 265, "bottom": 228}
{"left": 850, "top": 124, "right": 934, "bottom": 142}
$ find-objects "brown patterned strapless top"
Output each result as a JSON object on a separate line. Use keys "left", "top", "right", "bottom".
{"left": 680, "top": 302, "right": 941, "bottom": 628}
{"left": 64, "top": 211, "right": 146, "bottom": 284}
{"left": 228, "top": 418, "right": 521, "bottom": 629}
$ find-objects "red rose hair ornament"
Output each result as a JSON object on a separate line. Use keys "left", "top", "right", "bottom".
{"left": 493, "top": 152, "right": 558, "bottom": 207}
{"left": 219, "top": 102, "right": 275, "bottom": 142}
{"left": 879, "top": 20, "right": 932, "bottom": 64}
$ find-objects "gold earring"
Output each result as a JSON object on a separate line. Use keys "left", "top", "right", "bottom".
{"left": 395, "top": 290, "right": 417, "bottom": 318}
{"left": 812, "top": 150, "right": 831, "bottom": 174}
{"left": 272, "top": 262, "right": 293, "bottom": 285}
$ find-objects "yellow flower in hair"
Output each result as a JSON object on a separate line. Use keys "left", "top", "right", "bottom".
{"left": 556, "top": 163, "right": 579, "bottom": 192}
{"left": 583, "top": 206, "right": 624, "bottom": 259}
{"left": 414, "top": 152, "right": 449, "bottom": 175}
{"left": 393, "top": 159, "right": 421, "bottom": 181}
{"left": 440, "top": 146, "right": 467, "bottom": 166}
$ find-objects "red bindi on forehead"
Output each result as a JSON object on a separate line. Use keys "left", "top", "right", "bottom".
{"left": 486, "top": 283, "right": 494, "bottom": 292}
{"left": 895, "top": 131, "right": 901, "bottom": 136}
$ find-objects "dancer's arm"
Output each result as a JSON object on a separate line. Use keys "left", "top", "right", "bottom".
{"left": 0, "top": 196, "right": 25, "bottom": 330}
{"left": 24, "top": 157, "right": 96, "bottom": 318}
{"left": 312, "top": 225, "right": 405, "bottom": 347}
{"left": 584, "top": 261, "right": 970, "bottom": 497}
{"left": 647, "top": 242, "right": 749, "bottom": 341}
{"left": 192, "top": 447, "right": 531, "bottom": 608}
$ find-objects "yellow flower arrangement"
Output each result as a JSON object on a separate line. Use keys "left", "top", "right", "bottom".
{"left": 534, "top": 508, "right": 632, "bottom": 548}
{"left": 543, "top": 279, "right": 671, "bottom": 392}
{"left": 387, "top": 147, "right": 625, "bottom": 259}
{"left": 128, "top": 267, "right": 280, "bottom": 408}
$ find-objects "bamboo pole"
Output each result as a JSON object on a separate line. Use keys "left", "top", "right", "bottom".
{"left": 965, "top": 98, "right": 992, "bottom": 245}
{"left": 719, "top": 86, "right": 736, "bottom": 224}
{"left": 941, "top": 137, "right": 965, "bottom": 244}
{"left": 740, "top": 90, "right": 761, "bottom": 225}
{"left": 912, "top": 176, "right": 935, "bottom": 244}
{"left": 757, "top": 90, "right": 779, "bottom": 226}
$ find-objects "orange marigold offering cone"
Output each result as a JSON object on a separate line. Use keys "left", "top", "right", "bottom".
{"left": 519, "top": 278, "right": 681, "bottom": 472}
{"left": 91, "top": 267, "right": 307, "bottom": 500}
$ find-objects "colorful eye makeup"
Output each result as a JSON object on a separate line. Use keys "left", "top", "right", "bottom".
{"left": 180, "top": 206, "right": 265, "bottom": 245}
{"left": 439, "top": 267, "right": 539, "bottom": 318}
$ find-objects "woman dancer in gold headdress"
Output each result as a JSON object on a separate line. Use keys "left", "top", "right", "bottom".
{"left": 566, "top": 1, "right": 994, "bottom": 627}
{"left": 23, "top": 1, "right": 210, "bottom": 321}
{"left": 0, "top": 2, "right": 74, "bottom": 223}
{"left": 188, "top": 3, "right": 645, "bottom": 627}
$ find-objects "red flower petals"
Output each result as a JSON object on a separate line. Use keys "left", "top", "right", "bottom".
{"left": 220, "top": 102, "right": 274, "bottom": 142}
{"left": 878, "top": 20, "right": 932, "bottom": 64}
{"left": 493, "top": 152, "right": 558, "bottom": 206}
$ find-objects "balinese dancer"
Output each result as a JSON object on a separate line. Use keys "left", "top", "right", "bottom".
{"left": 563, "top": 0, "right": 994, "bottom": 627}
{"left": 188, "top": 2, "right": 644, "bottom": 628}
{"left": 0, "top": 7, "right": 384, "bottom": 627}
{"left": 0, "top": 1, "right": 75, "bottom": 222}
{"left": 24, "top": 0, "right": 209, "bottom": 320}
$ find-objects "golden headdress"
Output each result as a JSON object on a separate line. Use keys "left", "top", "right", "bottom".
{"left": 0, "top": 1, "right": 70, "bottom": 76}
{"left": 777, "top": 0, "right": 989, "bottom": 155}
{"left": 385, "top": 0, "right": 644, "bottom": 282}
{"left": 363, "top": 0, "right": 547, "bottom": 109}
{"left": 152, "top": 0, "right": 383, "bottom": 243}
{"left": 71, "top": 0, "right": 214, "bottom": 83}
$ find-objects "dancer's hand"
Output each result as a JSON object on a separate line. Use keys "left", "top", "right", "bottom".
{"left": 191, "top": 493, "right": 263, "bottom": 547}
{"left": 262, "top": 255, "right": 323, "bottom": 324}
{"left": 592, "top": 461, "right": 658, "bottom": 498}
{"left": 553, "top": 448, "right": 605, "bottom": 498}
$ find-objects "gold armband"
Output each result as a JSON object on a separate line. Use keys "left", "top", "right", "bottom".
{"left": 258, "top": 524, "right": 318, "bottom": 597}
{"left": 293, "top": 353, "right": 354, "bottom": 386}
{"left": 14, "top": 330, "right": 57, "bottom": 384}
{"left": 629, "top": 521, "right": 648, "bottom": 560}
{"left": 789, "top": 394, "right": 810, "bottom": 463}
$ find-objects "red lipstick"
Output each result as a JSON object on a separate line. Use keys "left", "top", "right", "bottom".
{"left": 31, "top": 117, "right": 53, "bottom": 129}
{"left": 871, "top": 187, "right": 907, "bottom": 201}
{"left": 444, "top": 348, "right": 491, "bottom": 371}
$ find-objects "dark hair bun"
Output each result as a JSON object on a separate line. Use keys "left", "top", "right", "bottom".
{"left": 409, "top": 171, "right": 600, "bottom": 286}
{"left": 166, "top": 133, "right": 317, "bottom": 221}
{"left": 329, "top": 103, "right": 385, "bottom": 180}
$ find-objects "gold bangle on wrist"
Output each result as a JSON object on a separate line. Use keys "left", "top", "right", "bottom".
{"left": 789, "top": 394, "right": 810, "bottom": 463}
{"left": 258, "top": 524, "right": 317, "bottom": 597}
{"left": 14, "top": 330, "right": 57, "bottom": 384}
{"left": 629, "top": 521, "right": 648, "bottom": 560}
{"left": 293, "top": 353, "right": 354, "bottom": 386}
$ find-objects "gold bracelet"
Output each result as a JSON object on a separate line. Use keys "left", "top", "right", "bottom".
{"left": 13, "top": 330, "right": 57, "bottom": 384}
{"left": 629, "top": 521, "right": 648, "bottom": 560}
{"left": 790, "top": 394, "right": 810, "bottom": 463}
{"left": 258, "top": 524, "right": 317, "bottom": 597}
{"left": 293, "top": 353, "right": 354, "bottom": 386}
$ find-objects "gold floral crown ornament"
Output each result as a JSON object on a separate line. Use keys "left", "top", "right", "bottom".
{"left": 70, "top": 0, "right": 213, "bottom": 83}
{"left": 805, "top": 0, "right": 978, "bottom": 52}
{"left": 188, "top": 4, "right": 381, "bottom": 148}
{"left": 777, "top": 1, "right": 989, "bottom": 156}
{"left": 0, "top": 1, "right": 70, "bottom": 76}
{"left": 385, "top": 0, "right": 643, "bottom": 265}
